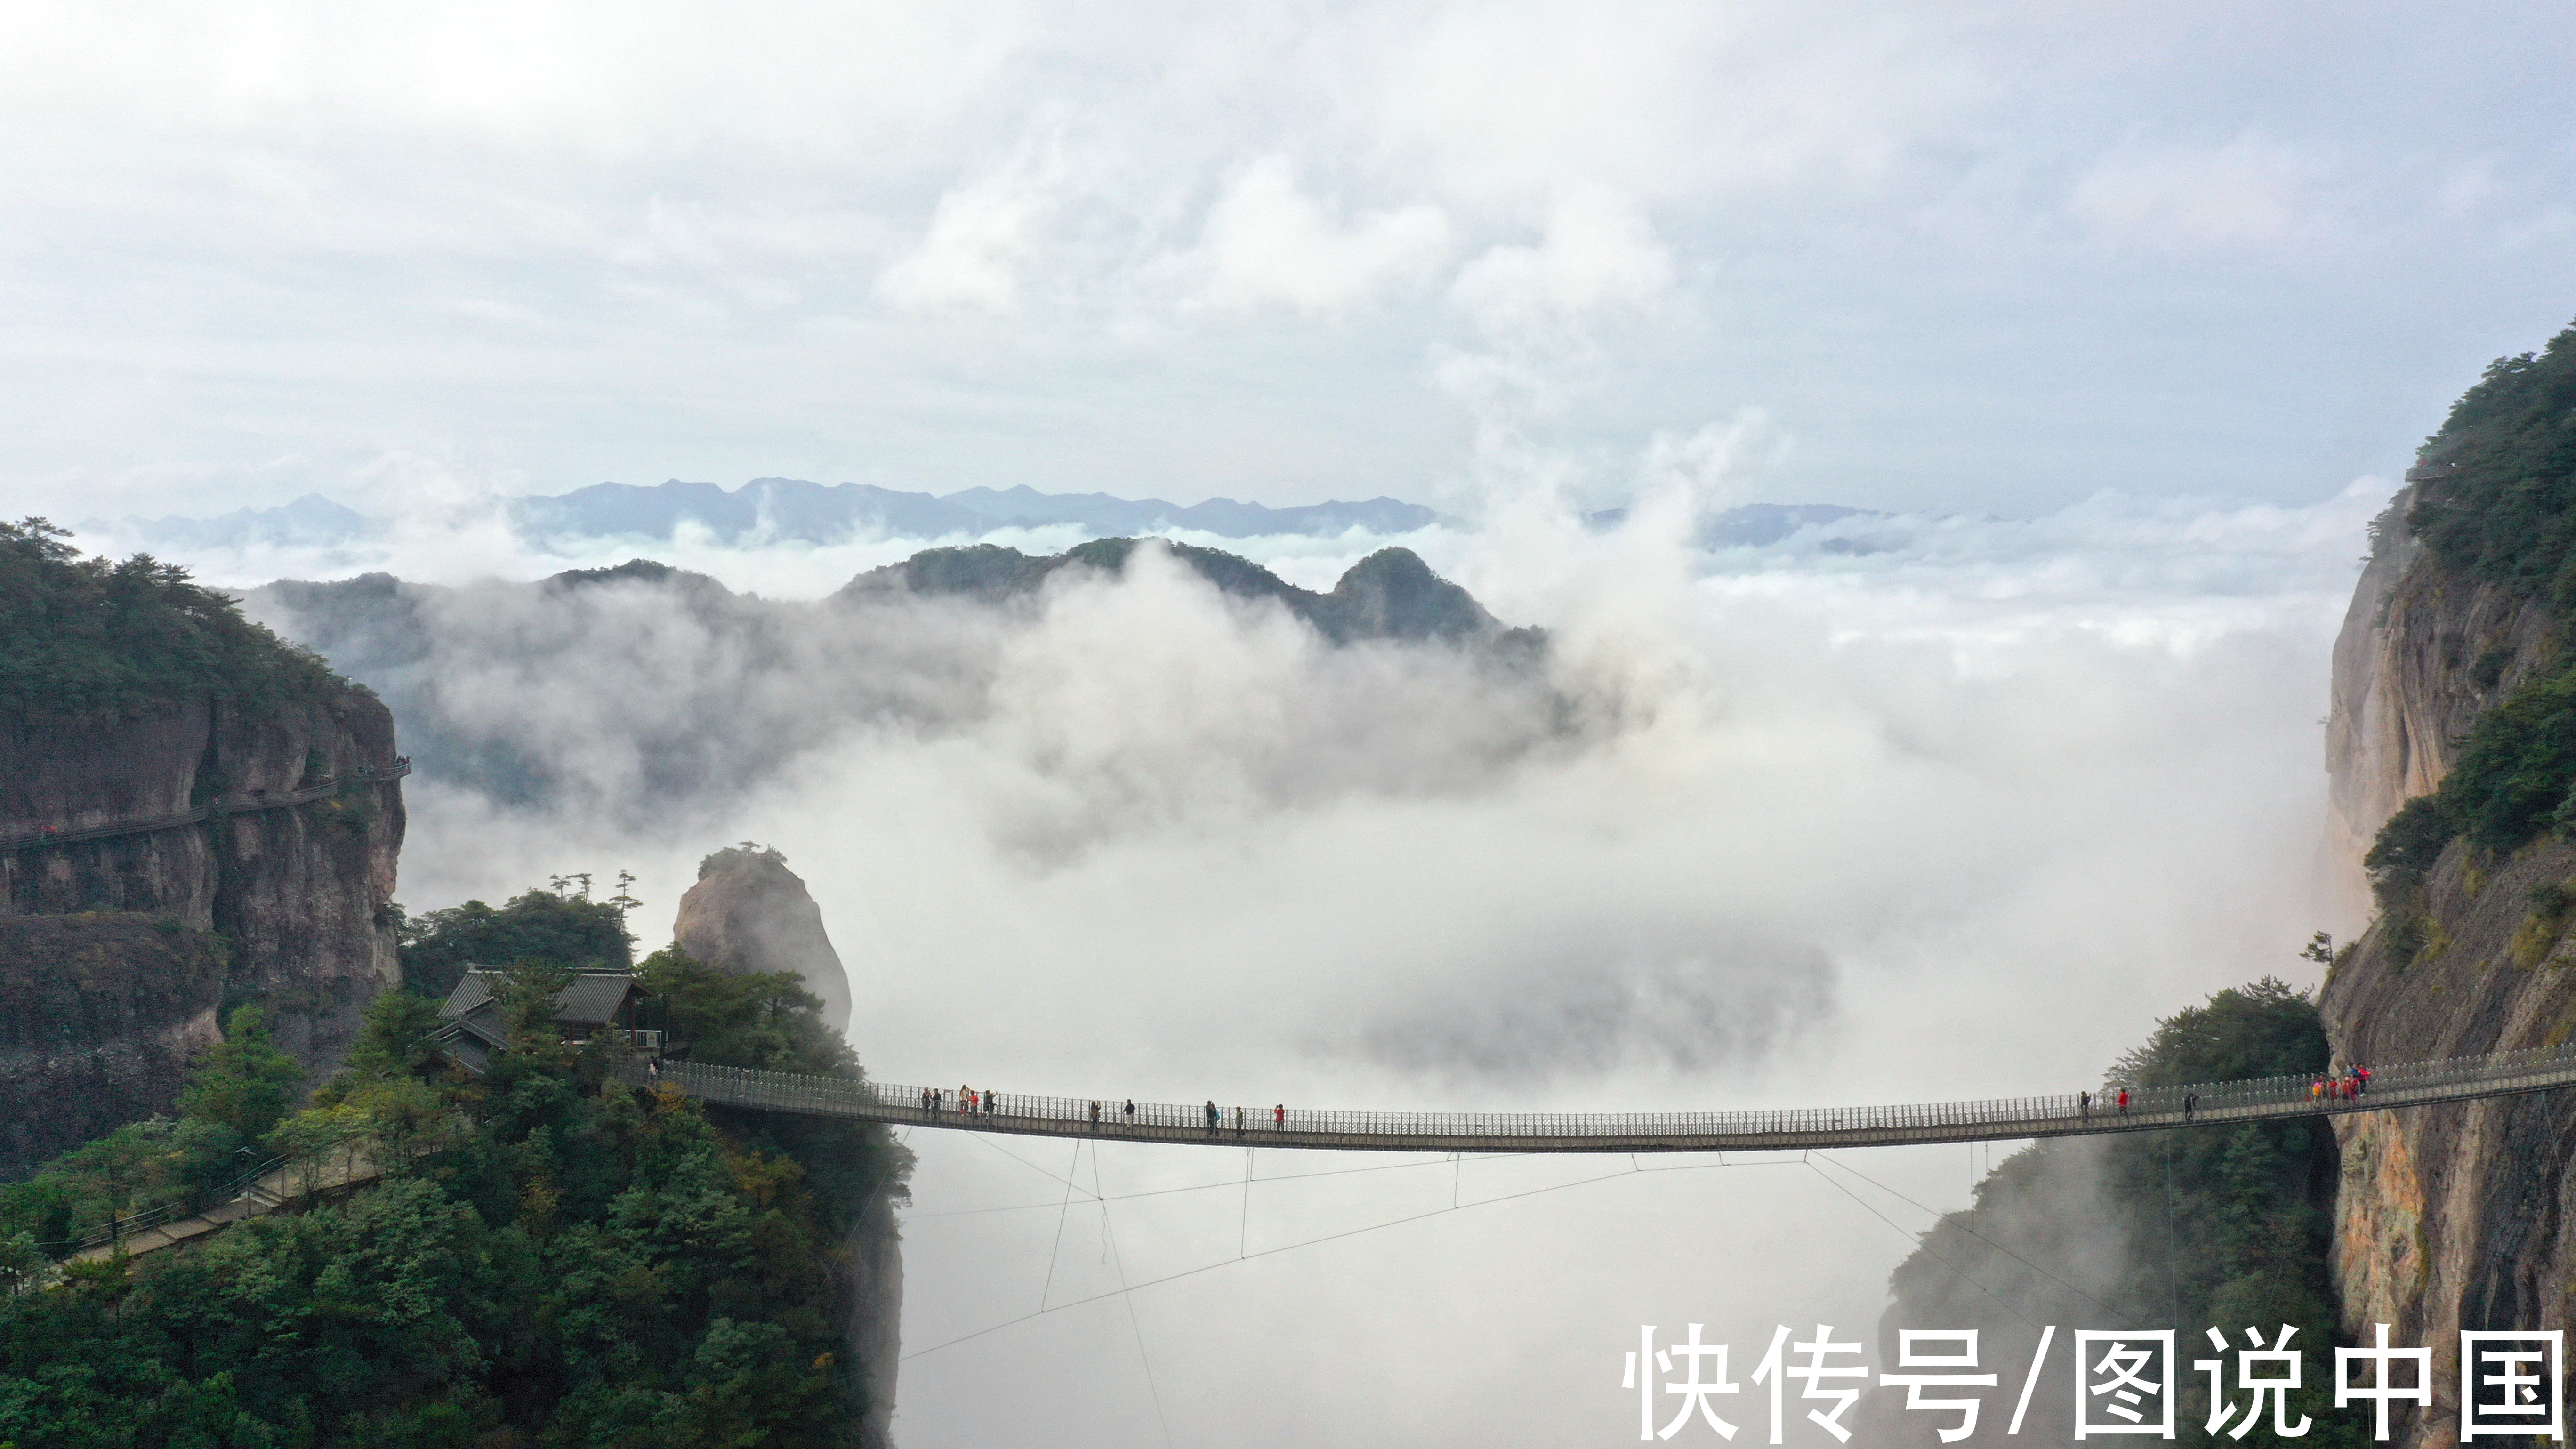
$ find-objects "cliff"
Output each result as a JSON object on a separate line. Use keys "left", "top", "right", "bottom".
{"left": 673, "top": 845, "right": 853, "bottom": 1034}
{"left": 0, "top": 521, "right": 405, "bottom": 1177}
{"left": 2318, "top": 322, "right": 2576, "bottom": 1446}
{"left": 2324, "top": 487, "right": 2554, "bottom": 884}
{"left": 0, "top": 913, "right": 227, "bottom": 1175}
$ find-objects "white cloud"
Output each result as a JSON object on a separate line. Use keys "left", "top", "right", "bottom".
{"left": 1449, "top": 189, "right": 1676, "bottom": 336}
{"left": 877, "top": 149, "right": 1061, "bottom": 314}
{"left": 2068, "top": 136, "right": 2333, "bottom": 252}
{"left": 1188, "top": 156, "right": 1451, "bottom": 313}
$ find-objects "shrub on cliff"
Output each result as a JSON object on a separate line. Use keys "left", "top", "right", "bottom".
{"left": 0, "top": 517, "right": 344, "bottom": 728}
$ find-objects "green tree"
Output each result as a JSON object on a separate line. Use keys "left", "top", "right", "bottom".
{"left": 1886, "top": 979, "right": 2359, "bottom": 1447}
{"left": 175, "top": 1006, "right": 304, "bottom": 1145}
{"left": 0, "top": 516, "right": 344, "bottom": 728}
{"left": 397, "top": 888, "right": 633, "bottom": 999}
{"left": 340, "top": 988, "right": 449, "bottom": 1080}
{"left": 495, "top": 957, "right": 579, "bottom": 1049}
{"left": 637, "top": 947, "right": 857, "bottom": 1077}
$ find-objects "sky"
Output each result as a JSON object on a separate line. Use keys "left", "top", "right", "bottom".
{"left": 11, "top": 4, "right": 2571, "bottom": 1444}
{"left": 1, "top": 1, "right": 2572, "bottom": 526}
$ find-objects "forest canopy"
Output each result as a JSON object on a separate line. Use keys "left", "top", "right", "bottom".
{"left": 0, "top": 517, "right": 345, "bottom": 729}
{"left": 0, "top": 918, "right": 906, "bottom": 1448}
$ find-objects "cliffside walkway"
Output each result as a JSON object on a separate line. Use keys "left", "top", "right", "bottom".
{"left": 0, "top": 760, "right": 410, "bottom": 853}
{"left": 617, "top": 1038, "right": 2576, "bottom": 1154}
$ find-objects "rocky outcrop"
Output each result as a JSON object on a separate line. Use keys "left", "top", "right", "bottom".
{"left": 672, "top": 846, "right": 852, "bottom": 1032}
{"left": 2323, "top": 487, "right": 2555, "bottom": 886}
{"left": 0, "top": 692, "right": 405, "bottom": 1175}
{"left": 675, "top": 844, "right": 896, "bottom": 1437}
{"left": 2319, "top": 490, "right": 2576, "bottom": 1446}
{"left": 0, "top": 913, "right": 228, "bottom": 1177}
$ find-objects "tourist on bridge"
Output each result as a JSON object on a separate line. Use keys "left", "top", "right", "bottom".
{"left": 985, "top": 1090, "right": 998, "bottom": 1116}
{"left": 1124, "top": 1099, "right": 1135, "bottom": 1121}
{"left": 1090, "top": 1100, "right": 1101, "bottom": 1124}
{"left": 2357, "top": 1065, "right": 2371, "bottom": 1094}
{"left": 1234, "top": 1105, "right": 1244, "bottom": 1135}
{"left": 1205, "top": 1100, "right": 1220, "bottom": 1132}
{"left": 2116, "top": 1087, "right": 2129, "bottom": 1114}
{"left": 2079, "top": 1090, "right": 2090, "bottom": 1121}
{"left": 962, "top": 1085, "right": 974, "bottom": 1116}
{"left": 2182, "top": 1093, "right": 2195, "bottom": 1121}
{"left": 1274, "top": 1103, "right": 1285, "bottom": 1129}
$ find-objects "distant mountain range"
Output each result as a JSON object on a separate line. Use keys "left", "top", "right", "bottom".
{"left": 246, "top": 539, "right": 1537, "bottom": 816}
{"left": 89, "top": 481, "right": 1886, "bottom": 553}
{"left": 88, "top": 493, "right": 389, "bottom": 551}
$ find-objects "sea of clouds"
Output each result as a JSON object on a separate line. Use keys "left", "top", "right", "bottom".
{"left": 127, "top": 469, "right": 2394, "bottom": 1447}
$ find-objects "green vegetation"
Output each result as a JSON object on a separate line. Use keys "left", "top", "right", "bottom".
{"left": 0, "top": 1007, "right": 307, "bottom": 1253}
{"left": 397, "top": 891, "right": 635, "bottom": 1000}
{"left": 0, "top": 518, "right": 345, "bottom": 730}
{"left": 0, "top": 939, "right": 905, "bottom": 1447}
{"left": 2407, "top": 322, "right": 2576, "bottom": 600}
{"left": 2367, "top": 319, "right": 2576, "bottom": 870}
{"left": 1887, "top": 979, "right": 2358, "bottom": 1447}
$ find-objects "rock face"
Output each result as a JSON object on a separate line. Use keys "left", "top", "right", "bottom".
{"left": 0, "top": 692, "right": 406, "bottom": 1177}
{"left": 2319, "top": 492, "right": 2576, "bottom": 1446}
{"left": 0, "top": 914, "right": 228, "bottom": 1177}
{"left": 2324, "top": 486, "right": 2555, "bottom": 885}
{"left": 842, "top": 1187, "right": 904, "bottom": 1448}
{"left": 672, "top": 845, "right": 853, "bottom": 1036}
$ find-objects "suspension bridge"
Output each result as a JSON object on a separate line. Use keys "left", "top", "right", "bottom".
{"left": 614, "top": 1034, "right": 2576, "bottom": 1154}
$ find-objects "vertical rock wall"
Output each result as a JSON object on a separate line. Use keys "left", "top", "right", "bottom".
{"left": 2319, "top": 493, "right": 2576, "bottom": 1446}
{"left": 0, "top": 690, "right": 405, "bottom": 1175}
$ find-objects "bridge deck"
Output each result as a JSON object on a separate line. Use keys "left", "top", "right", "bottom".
{"left": 617, "top": 1040, "right": 2576, "bottom": 1154}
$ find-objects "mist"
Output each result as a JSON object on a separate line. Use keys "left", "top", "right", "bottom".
{"left": 216, "top": 473, "right": 2382, "bottom": 1446}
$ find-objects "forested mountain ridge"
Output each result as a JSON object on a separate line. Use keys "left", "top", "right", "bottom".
{"left": 246, "top": 539, "right": 1549, "bottom": 823}
{"left": 2316, "top": 317, "right": 2576, "bottom": 1447}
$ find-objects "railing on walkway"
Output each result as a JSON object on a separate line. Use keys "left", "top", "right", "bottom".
{"left": 618, "top": 1035, "right": 2576, "bottom": 1155}
{"left": 0, "top": 759, "right": 411, "bottom": 853}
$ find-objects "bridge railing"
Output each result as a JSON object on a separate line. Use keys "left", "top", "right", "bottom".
{"left": 624, "top": 1033, "right": 2576, "bottom": 1143}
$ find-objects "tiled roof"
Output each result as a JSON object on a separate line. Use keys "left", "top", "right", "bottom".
{"left": 438, "top": 968, "right": 640, "bottom": 1027}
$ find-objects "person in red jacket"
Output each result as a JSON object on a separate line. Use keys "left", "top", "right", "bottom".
{"left": 1274, "top": 1103, "right": 1286, "bottom": 1129}
{"left": 2117, "top": 1087, "right": 2129, "bottom": 1114}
